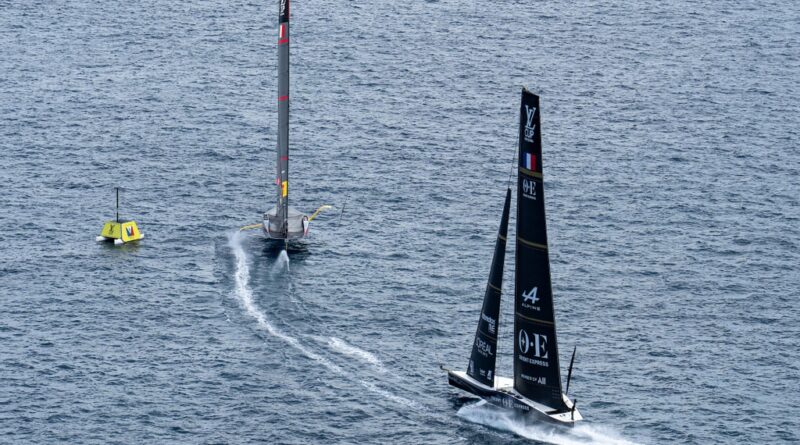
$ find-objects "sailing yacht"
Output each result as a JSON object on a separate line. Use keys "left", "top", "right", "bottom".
{"left": 261, "top": 0, "right": 327, "bottom": 242}
{"left": 444, "top": 88, "right": 583, "bottom": 425}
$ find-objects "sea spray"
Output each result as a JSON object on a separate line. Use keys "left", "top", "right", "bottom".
{"left": 272, "top": 249, "right": 290, "bottom": 275}
{"left": 457, "top": 401, "right": 641, "bottom": 445}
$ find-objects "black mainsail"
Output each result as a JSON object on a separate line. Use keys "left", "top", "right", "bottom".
{"left": 275, "top": 0, "right": 291, "bottom": 235}
{"left": 513, "top": 88, "right": 566, "bottom": 410}
{"left": 467, "top": 188, "right": 511, "bottom": 387}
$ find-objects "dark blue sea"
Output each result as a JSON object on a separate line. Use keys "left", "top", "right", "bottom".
{"left": 2, "top": 0, "right": 798, "bottom": 443}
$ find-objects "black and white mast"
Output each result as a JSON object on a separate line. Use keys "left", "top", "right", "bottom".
{"left": 275, "top": 0, "right": 291, "bottom": 237}
{"left": 513, "top": 88, "right": 567, "bottom": 411}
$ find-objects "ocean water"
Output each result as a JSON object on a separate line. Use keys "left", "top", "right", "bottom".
{"left": 1, "top": 0, "right": 799, "bottom": 443}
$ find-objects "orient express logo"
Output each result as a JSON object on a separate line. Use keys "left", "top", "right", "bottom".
{"left": 517, "top": 329, "right": 548, "bottom": 359}
{"left": 481, "top": 313, "right": 496, "bottom": 335}
{"left": 524, "top": 105, "right": 537, "bottom": 143}
{"left": 522, "top": 178, "right": 536, "bottom": 200}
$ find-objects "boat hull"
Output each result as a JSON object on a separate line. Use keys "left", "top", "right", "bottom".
{"left": 262, "top": 206, "right": 309, "bottom": 240}
{"left": 446, "top": 370, "right": 582, "bottom": 426}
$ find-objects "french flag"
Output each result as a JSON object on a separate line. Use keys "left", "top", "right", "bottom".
{"left": 524, "top": 153, "right": 536, "bottom": 170}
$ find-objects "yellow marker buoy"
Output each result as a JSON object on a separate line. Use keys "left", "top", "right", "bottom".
{"left": 96, "top": 187, "right": 144, "bottom": 245}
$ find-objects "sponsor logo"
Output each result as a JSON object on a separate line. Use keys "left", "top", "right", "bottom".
{"left": 521, "top": 373, "right": 547, "bottom": 385}
{"left": 517, "top": 329, "right": 548, "bottom": 359}
{"left": 280, "top": 0, "right": 288, "bottom": 17}
{"left": 481, "top": 313, "right": 496, "bottom": 335}
{"left": 522, "top": 178, "right": 536, "bottom": 200}
{"left": 126, "top": 225, "right": 134, "bottom": 237}
{"left": 475, "top": 337, "right": 493, "bottom": 357}
{"left": 524, "top": 105, "right": 537, "bottom": 143}
{"left": 522, "top": 287, "right": 539, "bottom": 306}
{"left": 487, "top": 370, "right": 493, "bottom": 381}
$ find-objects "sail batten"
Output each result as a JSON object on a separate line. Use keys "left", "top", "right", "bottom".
{"left": 513, "top": 89, "right": 566, "bottom": 410}
{"left": 467, "top": 188, "right": 511, "bottom": 388}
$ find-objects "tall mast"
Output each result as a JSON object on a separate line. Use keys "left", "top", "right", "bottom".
{"left": 276, "top": 0, "right": 290, "bottom": 234}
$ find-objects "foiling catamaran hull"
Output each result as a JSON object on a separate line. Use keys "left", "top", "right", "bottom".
{"left": 446, "top": 369, "right": 582, "bottom": 426}
{"left": 262, "top": 206, "right": 309, "bottom": 240}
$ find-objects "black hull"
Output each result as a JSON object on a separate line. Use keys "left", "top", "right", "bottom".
{"left": 446, "top": 370, "right": 580, "bottom": 426}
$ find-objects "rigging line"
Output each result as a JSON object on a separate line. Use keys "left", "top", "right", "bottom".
{"left": 506, "top": 143, "right": 518, "bottom": 189}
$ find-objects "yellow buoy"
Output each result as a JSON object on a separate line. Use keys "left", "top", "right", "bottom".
{"left": 96, "top": 187, "right": 144, "bottom": 245}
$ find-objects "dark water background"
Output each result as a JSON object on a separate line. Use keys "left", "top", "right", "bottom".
{"left": 2, "top": 0, "right": 798, "bottom": 443}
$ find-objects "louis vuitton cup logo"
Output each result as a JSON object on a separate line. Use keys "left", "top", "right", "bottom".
{"left": 280, "top": 0, "right": 288, "bottom": 19}
{"left": 524, "top": 105, "right": 537, "bottom": 143}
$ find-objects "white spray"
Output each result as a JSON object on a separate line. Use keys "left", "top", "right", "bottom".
{"left": 457, "top": 401, "right": 641, "bottom": 445}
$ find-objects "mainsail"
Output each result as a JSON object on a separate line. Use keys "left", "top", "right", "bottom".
{"left": 513, "top": 89, "right": 566, "bottom": 410}
{"left": 467, "top": 188, "right": 511, "bottom": 387}
{"left": 275, "top": 0, "right": 291, "bottom": 235}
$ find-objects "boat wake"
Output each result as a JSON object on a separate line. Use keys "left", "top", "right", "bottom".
{"left": 228, "top": 232, "right": 341, "bottom": 372}
{"left": 227, "top": 231, "right": 421, "bottom": 412}
{"left": 457, "top": 401, "right": 640, "bottom": 445}
{"left": 327, "top": 337, "right": 386, "bottom": 373}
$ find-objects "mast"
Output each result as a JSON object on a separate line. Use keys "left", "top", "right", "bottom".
{"left": 512, "top": 89, "right": 567, "bottom": 410}
{"left": 276, "top": 0, "right": 290, "bottom": 235}
{"left": 467, "top": 188, "right": 511, "bottom": 387}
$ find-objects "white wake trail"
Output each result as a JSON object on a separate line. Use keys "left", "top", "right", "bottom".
{"left": 457, "top": 401, "right": 641, "bottom": 445}
{"left": 227, "top": 232, "right": 424, "bottom": 413}
{"left": 328, "top": 337, "right": 386, "bottom": 373}
{"left": 228, "top": 232, "right": 341, "bottom": 373}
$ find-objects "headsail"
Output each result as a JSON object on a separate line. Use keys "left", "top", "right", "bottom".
{"left": 467, "top": 188, "right": 511, "bottom": 387}
{"left": 275, "top": 0, "right": 291, "bottom": 235}
{"left": 513, "top": 88, "right": 566, "bottom": 410}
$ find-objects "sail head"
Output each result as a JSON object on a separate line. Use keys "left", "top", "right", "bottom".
{"left": 513, "top": 89, "right": 567, "bottom": 410}
{"left": 467, "top": 188, "right": 511, "bottom": 387}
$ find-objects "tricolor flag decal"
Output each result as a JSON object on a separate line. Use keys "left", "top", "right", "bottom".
{"left": 126, "top": 225, "right": 134, "bottom": 237}
{"left": 524, "top": 153, "right": 536, "bottom": 170}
